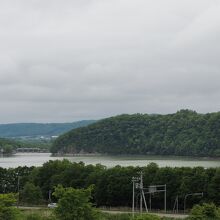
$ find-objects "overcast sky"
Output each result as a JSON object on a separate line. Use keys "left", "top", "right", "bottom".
{"left": 0, "top": 0, "right": 220, "bottom": 123}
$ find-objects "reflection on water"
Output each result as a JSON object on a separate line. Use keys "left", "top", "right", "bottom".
{"left": 0, "top": 153, "right": 220, "bottom": 168}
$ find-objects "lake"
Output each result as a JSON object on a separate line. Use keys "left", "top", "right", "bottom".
{"left": 1, "top": 153, "right": 220, "bottom": 168}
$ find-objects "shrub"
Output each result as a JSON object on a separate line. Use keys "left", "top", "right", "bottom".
{"left": 189, "top": 203, "right": 220, "bottom": 220}
{"left": 53, "top": 185, "right": 100, "bottom": 220}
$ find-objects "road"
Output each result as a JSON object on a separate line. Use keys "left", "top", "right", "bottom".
{"left": 101, "top": 210, "right": 188, "bottom": 219}
{"left": 18, "top": 206, "right": 188, "bottom": 219}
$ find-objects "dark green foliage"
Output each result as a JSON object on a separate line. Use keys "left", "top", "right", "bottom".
{"left": 20, "top": 182, "right": 43, "bottom": 205}
{"left": 52, "top": 110, "right": 220, "bottom": 156}
{"left": 208, "top": 169, "right": 220, "bottom": 205}
{"left": 27, "top": 160, "right": 218, "bottom": 210}
{"left": 0, "top": 166, "right": 34, "bottom": 194}
{"left": 3, "top": 160, "right": 220, "bottom": 211}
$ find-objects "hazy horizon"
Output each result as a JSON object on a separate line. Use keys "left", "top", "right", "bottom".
{"left": 0, "top": 109, "right": 218, "bottom": 124}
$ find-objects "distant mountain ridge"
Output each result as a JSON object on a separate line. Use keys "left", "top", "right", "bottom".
{"left": 0, "top": 120, "right": 96, "bottom": 138}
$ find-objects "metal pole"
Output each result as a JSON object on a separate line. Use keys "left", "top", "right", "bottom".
{"left": 132, "top": 176, "right": 140, "bottom": 216}
{"left": 164, "top": 184, "right": 166, "bottom": 213}
{"left": 49, "top": 190, "right": 52, "bottom": 203}
{"left": 184, "top": 194, "right": 188, "bottom": 214}
{"left": 132, "top": 180, "right": 135, "bottom": 217}
{"left": 172, "top": 197, "right": 176, "bottom": 213}
{"left": 149, "top": 193, "right": 152, "bottom": 211}
{"left": 140, "top": 172, "right": 143, "bottom": 214}
{"left": 173, "top": 196, "right": 178, "bottom": 213}
{"left": 140, "top": 190, "right": 142, "bottom": 213}
{"left": 136, "top": 193, "right": 139, "bottom": 211}
{"left": 177, "top": 196, "right": 178, "bottom": 213}
{"left": 142, "top": 190, "right": 148, "bottom": 212}
{"left": 3, "top": 184, "right": 6, "bottom": 194}
{"left": 17, "top": 176, "right": 20, "bottom": 208}
{"left": 184, "top": 194, "right": 191, "bottom": 213}
{"left": 184, "top": 193, "right": 203, "bottom": 213}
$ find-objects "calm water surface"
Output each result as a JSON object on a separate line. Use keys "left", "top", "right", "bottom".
{"left": 1, "top": 153, "right": 220, "bottom": 168}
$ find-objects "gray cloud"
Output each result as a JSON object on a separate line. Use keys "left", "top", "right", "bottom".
{"left": 0, "top": 0, "right": 220, "bottom": 123}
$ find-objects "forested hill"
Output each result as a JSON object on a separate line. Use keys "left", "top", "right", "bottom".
{"left": 0, "top": 120, "right": 96, "bottom": 138}
{"left": 51, "top": 110, "right": 220, "bottom": 157}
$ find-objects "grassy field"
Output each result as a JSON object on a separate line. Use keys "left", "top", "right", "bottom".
{"left": 19, "top": 208, "right": 54, "bottom": 220}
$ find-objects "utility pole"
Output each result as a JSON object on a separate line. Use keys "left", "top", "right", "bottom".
{"left": 17, "top": 175, "right": 20, "bottom": 208}
{"left": 164, "top": 184, "right": 167, "bottom": 213}
{"left": 173, "top": 196, "right": 179, "bottom": 213}
{"left": 176, "top": 196, "right": 178, "bottom": 213}
{"left": 132, "top": 172, "right": 148, "bottom": 217}
{"left": 132, "top": 181, "right": 135, "bottom": 216}
{"left": 3, "top": 183, "right": 6, "bottom": 193}
{"left": 184, "top": 192, "right": 203, "bottom": 213}
{"left": 49, "top": 190, "right": 52, "bottom": 203}
{"left": 140, "top": 172, "right": 143, "bottom": 214}
{"left": 132, "top": 176, "right": 140, "bottom": 217}
{"left": 142, "top": 188, "right": 148, "bottom": 213}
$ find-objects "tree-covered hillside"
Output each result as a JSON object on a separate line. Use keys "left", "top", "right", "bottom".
{"left": 0, "top": 120, "right": 96, "bottom": 138}
{"left": 51, "top": 110, "right": 220, "bottom": 157}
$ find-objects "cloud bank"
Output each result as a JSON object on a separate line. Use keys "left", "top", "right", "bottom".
{"left": 0, "top": 0, "right": 220, "bottom": 122}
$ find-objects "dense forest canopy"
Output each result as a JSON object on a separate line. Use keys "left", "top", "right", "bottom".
{"left": 51, "top": 110, "right": 220, "bottom": 157}
{"left": 1, "top": 160, "right": 220, "bottom": 211}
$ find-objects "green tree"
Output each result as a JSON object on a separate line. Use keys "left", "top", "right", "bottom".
{"left": 0, "top": 193, "right": 20, "bottom": 220}
{"left": 3, "top": 145, "right": 13, "bottom": 155}
{"left": 20, "top": 182, "right": 43, "bottom": 205}
{"left": 208, "top": 169, "right": 220, "bottom": 205}
{"left": 53, "top": 185, "right": 100, "bottom": 220}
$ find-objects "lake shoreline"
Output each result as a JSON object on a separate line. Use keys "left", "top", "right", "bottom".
{"left": 2, "top": 153, "right": 220, "bottom": 169}
{"left": 51, "top": 153, "right": 220, "bottom": 161}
